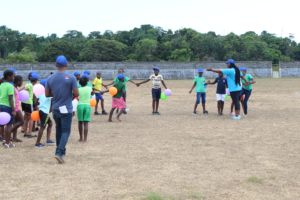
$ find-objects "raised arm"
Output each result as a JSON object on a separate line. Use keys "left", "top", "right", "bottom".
{"left": 189, "top": 82, "right": 196, "bottom": 94}
{"left": 161, "top": 80, "right": 167, "bottom": 89}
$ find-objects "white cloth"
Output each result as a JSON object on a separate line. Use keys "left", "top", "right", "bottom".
{"left": 216, "top": 94, "right": 225, "bottom": 101}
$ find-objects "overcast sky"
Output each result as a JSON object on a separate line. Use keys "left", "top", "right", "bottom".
{"left": 2, "top": 0, "right": 299, "bottom": 42}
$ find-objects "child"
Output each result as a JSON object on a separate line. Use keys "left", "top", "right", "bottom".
{"left": 207, "top": 72, "right": 227, "bottom": 115}
{"left": 77, "top": 77, "right": 94, "bottom": 142}
{"left": 189, "top": 68, "right": 210, "bottom": 115}
{"left": 93, "top": 71, "right": 108, "bottom": 115}
{"left": 104, "top": 69, "right": 138, "bottom": 114}
{"left": 136, "top": 67, "right": 167, "bottom": 115}
{"left": 35, "top": 79, "right": 55, "bottom": 147}
{"left": 101, "top": 74, "right": 126, "bottom": 122}
{"left": 73, "top": 71, "right": 81, "bottom": 118}
{"left": 11, "top": 75, "right": 24, "bottom": 142}
{"left": 239, "top": 67, "right": 256, "bottom": 117}
{"left": 22, "top": 73, "right": 39, "bottom": 138}
{"left": 0, "top": 70, "right": 16, "bottom": 148}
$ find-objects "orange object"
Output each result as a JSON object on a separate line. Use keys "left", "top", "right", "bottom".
{"left": 31, "top": 111, "right": 40, "bottom": 121}
{"left": 109, "top": 87, "right": 118, "bottom": 96}
{"left": 90, "top": 98, "right": 97, "bottom": 107}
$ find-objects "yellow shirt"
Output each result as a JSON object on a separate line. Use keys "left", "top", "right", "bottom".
{"left": 149, "top": 74, "right": 163, "bottom": 89}
{"left": 93, "top": 78, "right": 102, "bottom": 93}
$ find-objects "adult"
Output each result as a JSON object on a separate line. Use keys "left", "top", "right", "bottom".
{"left": 207, "top": 59, "right": 249, "bottom": 119}
{"left": 45, "top": 55, "right": 79, "bottom": 164}
{"left": 104, "top": 69, "right": 138, "bottom": 114}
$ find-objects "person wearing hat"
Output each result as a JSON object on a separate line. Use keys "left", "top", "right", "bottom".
{"left": 136, "top": 67, "right": 168, "bottom": 115}
{"left": 45, "top": 55, "right": 79, "bottom": 164}
{"left": 207, "top": 59, "right": 249, "bottom": 119}
{"left": 84, "top": 70, "right": 90, "bottom": 75}
{"left": 22, "top": 73, "right": 39, "bottom": 137}
{"left": 101, "top": 74, "right": 127, "bottom": 122}
{"left": 103, "top": 69, "right": 138, "bottom": 115}
{"left": 35, "top": 79, "right": 55, "bottom": 147}
{"left": 93, "top": 71, "right": 108, "bottom": 115}
{"left": 73, "top": 71, "right": 81, "bottom": 88}
{"left": 189, "top": 68, "right": 210, "bottom": 115}
{"left": 8, "top": 68, "right": 18, "bottom": 77}
{"left": 239, "top": 67, "right": 255, "bottom": 117}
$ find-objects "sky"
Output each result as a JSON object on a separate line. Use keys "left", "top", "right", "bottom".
{"left": 2, "top": 0, "right": 299, "bottom": 42}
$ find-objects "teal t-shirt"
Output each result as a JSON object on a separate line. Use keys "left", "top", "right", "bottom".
{"left": 222, "top": 68, "right": 243, "bottom": 92}
{"left": 37, "top": 93, "right": 52, "bottom": 114}
{"left": 242, "top": 74, "right": 253, "bottom": 90}
{"left": 114, "top": 76, "right": 129, "bottom": 91}
{"left": 194, "top": 76, "right": 206, "bottom": 93}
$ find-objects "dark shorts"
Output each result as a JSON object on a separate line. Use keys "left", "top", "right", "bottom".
{"left": 152, "top": 88, "right": 161, "bottom": 99}
{"left": 0, "top": 105, "right": 14, "bottom": 125}
{"left": 196, "top": 92, "right": 206, "bottom": 104}
{"left": 39, "top": 110, "right": 52, "bottom": 127}
{"left": 95, "top": 93, "right": 103, "bottom": 100}
{"left": 21, "top": 103, "right": 33, "bottom": 114}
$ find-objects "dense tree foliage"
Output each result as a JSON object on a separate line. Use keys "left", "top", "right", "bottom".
{"left": 0, "top": 25, "right": 299, "bottom": 63}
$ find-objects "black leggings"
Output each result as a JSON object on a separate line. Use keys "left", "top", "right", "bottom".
{"left": 230, "top": 91, "right": 240, "bottom": 111}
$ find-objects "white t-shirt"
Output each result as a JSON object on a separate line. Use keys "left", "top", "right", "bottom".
{"left": 149, "top": 74, "right": 163, "bottom": 89}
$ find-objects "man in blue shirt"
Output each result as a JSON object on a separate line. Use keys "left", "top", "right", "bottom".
{"left": 208, "top": 72, "right": 228, "bottom": 115}
{"left": 45, "top": 55, "right": 79, "bottom": 164}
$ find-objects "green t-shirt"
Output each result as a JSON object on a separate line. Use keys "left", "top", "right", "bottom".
{"left": 0, "top": 82, "right": 15, "bottom": 107}
{"left": 77, "top": 81, "right": 81, "bottom": 88}
{"left": 113, "top": 82, "right": 125, "bottom": 99}
{"left": 242, "top": 74, "right": 253, "bottom": 90}
{"left": 78, "top": 86, "right": 93, "bottom": 105}
{"left": 194, "top": 76, "right": 206, "bottom": 93}
{"left": 114, "top": 76, "right": 129, "bottom": 91}
{"left": 87, "top": 82, "right": 93, "bottom": 88}
{"left": 24, "top": 83, "right": 33, "bottom": 104}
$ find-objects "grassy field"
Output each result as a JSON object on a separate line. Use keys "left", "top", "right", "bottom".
{"left": 1, "top": 78, "right": 300, "bottom": 200}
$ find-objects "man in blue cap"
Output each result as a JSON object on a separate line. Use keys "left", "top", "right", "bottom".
{"left": 45, "top": 55, "right": 79, "bottom": 164}
{"left": 73, "top": 71, "right": 81, "bottom": 88}
{"left": 84, "top": 70, "right": 90, "bottom": 75}
{"left": 136, "top": 66, "right": 168, "bottom": 115}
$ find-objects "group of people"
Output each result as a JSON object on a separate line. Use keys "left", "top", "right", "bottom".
{"left": 0, "top": 55, "right": 255, "bottom": 164}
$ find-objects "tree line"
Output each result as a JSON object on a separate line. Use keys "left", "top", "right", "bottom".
{"left": 1, "top": 24, "right": 299, "bottom": 64}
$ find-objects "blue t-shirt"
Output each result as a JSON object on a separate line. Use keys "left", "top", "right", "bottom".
{"left": 222, "top": 68, "right": 243, "bottom": 92}
{"left": 213, "top": 77, "right": 227, "bottom": 94}
{"left": 45, "top": 72, "right": 78, "bottom": 113}
{"left": 37, "top": 93, "right": 52, "bottom": 114}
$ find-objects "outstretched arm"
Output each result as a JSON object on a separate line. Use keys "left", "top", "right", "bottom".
{"left": 103, "top": 81, "right": 115, "bottom": 87}
{"left": 205, "top": 80, "right": 211, "bottom": 85}
{"left": 189, "top": 82, "right": 196, "bottom": 94}
{"left": 102, "top": 83, "right": 108, "bottom": 89}
{"left": 129, "top": 80, "right": 138, "bottom": 86}
{"left": 161, "top": 80, "right": 167, "bottom": 89}
{"left": 136, "top": 79, "right": 150, "bottom": 86}
{"left": 100, "top": 89, "right": 109, "bottom": 95}
{"left": 207, "top": 68, "right": 222, "bottom": 73}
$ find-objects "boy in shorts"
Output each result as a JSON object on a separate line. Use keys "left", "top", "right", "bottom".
{"left": 207, "top": 72, "right": 228, "bottom": 115}
{"left": 35, "top": 79, "right": 55, "bottom": 147}
{"left": 93, "top": 71, "right": 108, "bottom": 115}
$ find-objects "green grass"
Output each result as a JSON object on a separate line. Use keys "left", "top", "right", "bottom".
{"left": 188, "top": 190, "right": 202, "bottom": 199}
{"left": 248, "top": 176, "right": 264, "bottom": 184}
{"left": 142, "top": 191, "right": 175, "bottom": 200}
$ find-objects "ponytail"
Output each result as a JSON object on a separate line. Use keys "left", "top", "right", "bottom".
{"left": 230, "top": 63, "right": 241, "bottom": 86}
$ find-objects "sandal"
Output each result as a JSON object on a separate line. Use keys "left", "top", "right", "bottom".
{"left": 32, "top": 127, "right": 39, "bottom": 132}
{"left": 21, "top": 128, "right": 25, "bottom": 133}
{"left": 24, "top": 134, "right": 37, "bottom": 138}
{"left": 4, "top": 142, "right": 16, "bottom": 148}
{"left": 12, "top": 138, "right": 22, "bottom": 142}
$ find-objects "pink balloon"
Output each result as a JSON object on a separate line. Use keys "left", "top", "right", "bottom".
{"left": 0, "top": 112, "right": 11, "bottom": 125}
{"left": 33, "top": 84, "right": 45, "bottom": 96}
{"left": 226, "top": 88, "right": 230, "bottom": 96}
{"left": 19, "top": 90, "right": 30, "bottom": 102}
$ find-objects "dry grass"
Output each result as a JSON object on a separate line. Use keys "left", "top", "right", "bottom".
{"left": 1, "top": 78, "right": 300, "bottom": 200}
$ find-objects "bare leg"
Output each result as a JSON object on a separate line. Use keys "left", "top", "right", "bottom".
{"left": 152, "top": 99, "right": 156, "bottom": 112}
{"left": 193, "top": 103, "right": 198, "bottom": 112}
{"left": 101, "top": 99, "right": 104, "bottom": 111}
{"left": 78, "top": 121, "right": 83, "bottom": 141}
{"left": 83, "top": 121, "right": 89, "bottom": 142}
{"left": 28, "top": 119, "right": 34, "bottom": 135}
{"left": 4, "top": 124, "right": 13, "bottom": 145}
{"left": 230, "top": 102, "right": 234, "bottom": 113}
{"left": 155, "top": 99, "right": 160, "bottom": 112}
{"left": 95, "top": 99, "right": 99, "bottom": 112}
{"left": 12, "top": 110, "right": 24, "bottom": 141}
{"left": 220, "top": 101, "right": 224, "bottom": 114}
{"left": 24, "top": 113, "right": 30, "bottom": 135}
{"left": 202, "top": 103, "right": 205, "bottom": 113}
{"left": 217, "top": 101, "right": 221, "bottom": 114}
{"left": 108, "top": 108, "right": 116, "bottom": 122}
{"left": 36, "top": 126, "right": 46, "bottom": 145}
{"left": 0, "top": 126, "right": 4, "bottom": 138}
{"left": 46, "top": 122, "right": 53, "bottom": 141}
{"left": 116, "top": 108, "right": 126, "bottom": 121}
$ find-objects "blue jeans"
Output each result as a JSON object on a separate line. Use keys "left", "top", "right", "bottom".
{"left": 239, "top": 88, "right": 252, "bottom": 114}
{"left": 196, "top": 93, "right": 206, "bottom": 104}
{"left": 52, "top": 109, "right": 73, "bottom": 156}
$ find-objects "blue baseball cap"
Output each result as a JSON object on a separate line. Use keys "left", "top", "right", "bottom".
{"left": 56, "top": 55, "right": 68, "bottom": 67}
{"left": 30, "top": 73, "right": 39, "bottom": 80}
{"left": 198, "top": 68, "right": 204, "bottom": 73}
{"left": 239, "top": 67, "right": 247, "bottom": 71}
{"left": 84, "top": 70, "right": 90, "bottom": 74}
{"left": 82, "top": 74, "right": 91, "bottom": 78}
{"left": 153, "top": 67, "right": 160, "bottom": 71}
{"left": 40, "top": 79, "right": 47, "bottom": 86}
{"left": 8, "top": 68, "right": 18, "bottom": 73}
{"left": 73, "top": 71, "right": 81, "bottom": 76}
{"left": 225, "top": 59, "right": 235, "bottom": 64}
{"left": 117, "top": 74, "right": 125, "bottom": 80}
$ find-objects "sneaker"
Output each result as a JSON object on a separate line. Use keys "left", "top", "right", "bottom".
{"left": 193, "top": 111, "right": 197, "bottom": 115}
{"left": 156, "top": 112, "right": 161, "bottom": 115}
{"left": 46, "top": 140, "right": 55, "bottom": 146}
{"left": 243, "top": 114, "right": 247, "bottom": 117}
{"left": 123, "top": 111, "right": 128, "bottom": 115}
{"left": 220, "top": 113, "right": 224, "bottom": 115}
{"left": 54, "top": 155, "right": 65, "bottom": 164}
{"left": 72, "top": 115, "right": 77, "bottom": 118}
{"left": 151, "top": 112, "right": 156, "bottom": 115}
{"left": 231, "top": 115, "right": 241, "bottom": 120}
{"left": 218, "top": 113, "right": 221, "bottom": 115}
{"left": 102, "top": 110, "right": 108, "bottom": 115}
{"left": 94, "top": 111, "right": 101, "bottom": 115}
{"left": 230, "top": 112, "right": 235, "bottom": 116}
{"left": 35, "top": 143, "right": 45, "bottom": 148}
{"left": 203, "top": 111, "right": 209, "bottom": 115}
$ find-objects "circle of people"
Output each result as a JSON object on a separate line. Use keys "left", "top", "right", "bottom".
{"left": 0, "top": 56, "right": 255, "bottom": 164}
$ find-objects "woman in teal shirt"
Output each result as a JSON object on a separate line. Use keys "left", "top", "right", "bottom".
{"left": 207, "top": 59, "right": 249, "bottom": 119}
